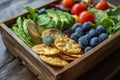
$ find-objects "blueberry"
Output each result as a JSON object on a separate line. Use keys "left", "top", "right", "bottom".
{"left": 89, "top": 28, "right": 98, "bottom": 37}
{"left": 72, "top": 23, "right": 82, "bottom": 31}
{"left": 99, "top": 33, "right": 108, "bottom": 42}
{"left": 78, "top": 36, "right": 88, "bottom": 49}
{"left": 42, "top": 35, "right": 53, "bottom": 46}
{"left": 96, "top": 25, "right": 106, "bottom": 34}
{"left": 75, "top": 27, "right": 85, "bottom": 36}
{"left": 38, "top": 8, "right": 46, "bottom": 14}
{"left": 82, "top": 22, "right": 92, "bottom": 31}
{"left": 84, "top": 46, "right": 92, "bottom": 52}
{"left": 90, "top": 37, "right": 100, "bottom": 47}
{"left": 84, "top": 34, "right": 92, "bottom": 41}
{"left": 70, "top": 32, "right": 80, "bottom": 41}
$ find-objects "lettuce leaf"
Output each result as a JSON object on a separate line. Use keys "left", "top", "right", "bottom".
{"left": 106, "top": 6, "right": 120, "bottom": 17}
{"left": 89, "top": 7, "right": 120, "bottom": 35}
{"left": 89, "top": 8, "right": 108, "bottom": 24}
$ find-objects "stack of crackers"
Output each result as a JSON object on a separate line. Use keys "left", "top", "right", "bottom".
{"left": 32, "top": 29, "right": 83, "bottom": 67}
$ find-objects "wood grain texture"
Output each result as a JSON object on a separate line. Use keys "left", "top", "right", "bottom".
{"left": 79, "top": 48, "right": 120, "bottom": 80}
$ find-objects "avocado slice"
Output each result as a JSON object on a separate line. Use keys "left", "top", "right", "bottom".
{"left": 63, "top": 12, "right": 75, "bottom": 29}
{"left": 45, "top": 19, "right": 56, "bottom": 29}
{"left": 46, "top": 9, "right": 60, "bottom": 29}
{"left": 26, "top": 20, "right": 42, "bottom": 44}
{"left": 56, "top": 10, "right": 70, "bottom": 30}
{"left": 56, "top": 10, "right": 65, "bottom": 30}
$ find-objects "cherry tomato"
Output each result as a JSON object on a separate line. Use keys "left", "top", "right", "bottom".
{"left": 71, "top": 3, "right": 87, "bottom": 15}
{"left": 61, "top": 0, "right": 75, "bottom": 9}
{"left": 78, "top": 11, "right": 95, "bottom": 24}
{"left": 95, "top": 0, "right": 109, "bottom": 10}
{"left": 82, "top": 0, "right": 93, "bottom": 4}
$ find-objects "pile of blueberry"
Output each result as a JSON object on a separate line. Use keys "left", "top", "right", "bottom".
{"left": 70, "top": 22, "right": 109, "bottom": 52}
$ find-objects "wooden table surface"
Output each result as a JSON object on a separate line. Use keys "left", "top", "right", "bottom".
{"left": 0, "top": 0, "right": 120, "bottom": 80}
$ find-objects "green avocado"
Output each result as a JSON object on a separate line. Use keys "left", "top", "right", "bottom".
{"left": 37, "top": 26, "right": 46, "bottom": 35}
{"left": 56, "top": 10, "right": 72, "bottom": 30}
{"left": 56, "top": 10, "right": 67, "bottom": 30}
{"left": 46, "top": 9, "right": 60, "bottom": 29}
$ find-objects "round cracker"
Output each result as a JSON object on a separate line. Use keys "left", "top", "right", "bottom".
{"left": 41, "top": 29, "right": 56, "bottom": 39}
{"left": 40, "top": 55, "right": 68, "bottom": 67}
{"left": 41, "top": 29, "right": 68, "bottom": 39}
{"left": 32, "top": 44, "right": 60, "bottom": 56}
{"left": 58, "top": 53, "right": 77, "bottom": 61}
{"left": 64, "top": 50, "right": 84, "bottom": 58}
{"left": 64, "top": 52, "right": 82, "bottom": 58}
{"left": 54, "top": 37, "right": 81, "bottom": 54}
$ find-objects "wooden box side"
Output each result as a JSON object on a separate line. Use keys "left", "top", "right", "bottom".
{"left": 0, "top": 23, "right": 60, "bottom": 80}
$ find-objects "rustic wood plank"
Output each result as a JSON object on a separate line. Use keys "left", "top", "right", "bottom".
{"left": 79, "top": 48, "right": 120, "bottom": 80}
{"left": 0, "top": 30, "right": 38, "bottom": 80}
{"left": 0, "top": 58, "right": 38, "bottom": 80}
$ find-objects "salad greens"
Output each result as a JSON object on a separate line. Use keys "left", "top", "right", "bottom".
{"left": 89, "top": 6, "right": 120, "bottom": 35}
{"left": 24, "top": 6, "right": 74, "bottom": 31}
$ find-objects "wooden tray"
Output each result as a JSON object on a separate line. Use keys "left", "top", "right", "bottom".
{"left": 0, "top": 1, "right": 119, "bottom": 80}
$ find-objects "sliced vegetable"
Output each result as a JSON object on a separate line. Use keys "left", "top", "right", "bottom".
{"left": 26, "top": 20, "right": 42, "bottom": 44}
{"left": 11, "top": 17, "right": 34, "bottom": 47}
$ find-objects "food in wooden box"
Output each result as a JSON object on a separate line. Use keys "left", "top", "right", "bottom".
{"left": 10, "top": 0, "right": 120, "bottom": 67}
{"left": 32, "top": 30, "right": 82, "bottom": 67}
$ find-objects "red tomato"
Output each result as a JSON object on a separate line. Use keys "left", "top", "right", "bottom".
{"left": 95, "top": 0, "right": 109, "bottom": 10}
{"left": 61, "top": 0, "right": 74, "bottom": 9}
{"left": 71, "top": 3, "right": 87, "bottom": 15}
{"left": 78, "top": 11, "right": 95, "bottom": 24}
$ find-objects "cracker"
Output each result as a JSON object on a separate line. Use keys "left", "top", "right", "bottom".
{"left": 41, "top": 29, "right": 56, "bottom": 39}
{"left": 40, "top": 55, "right": 69, "bottom": 67}
{"left": 41, "top": 29, "right": 68, "bottom": 40}
{"left": 64, "top": 52, "right": 82, "bottom": 58}
{"left": 64, "top": 50, "right": 84, "bottom": 58}
{"left": 32, "top": 44, "right": 60, "bottom": 56}
{"left": 54, "top": 37, "right": 81, "bottom": 54}
{"left": 58, "top": 53, "right": 77, "bottom": 61}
